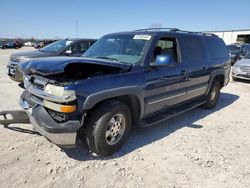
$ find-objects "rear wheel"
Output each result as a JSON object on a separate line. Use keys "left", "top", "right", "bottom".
{"left": 84, "top": 100, "right": 132, "bottom": 156}
{"left": 202, "top": 80, "right": 220, "bottom": 109}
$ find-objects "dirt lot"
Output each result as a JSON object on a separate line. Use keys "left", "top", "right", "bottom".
{"left": 0, "top": 48, "right": 250, "bottom": 188}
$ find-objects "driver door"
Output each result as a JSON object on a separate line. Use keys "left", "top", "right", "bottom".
{"left": 144, "top": 37, "right": 187, "bottom": 116}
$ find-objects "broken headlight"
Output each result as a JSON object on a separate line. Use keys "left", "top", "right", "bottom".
{"left": 44, "top": 84, "right": 75, "bottom": 99}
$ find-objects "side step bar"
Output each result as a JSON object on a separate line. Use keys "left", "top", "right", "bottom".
{"left": 140, "top": 100, "right": 206, "bottom": 128}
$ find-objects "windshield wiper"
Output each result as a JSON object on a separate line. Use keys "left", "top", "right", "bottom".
{"left": 96, "top": 56, "right": 119, "bottom": 62}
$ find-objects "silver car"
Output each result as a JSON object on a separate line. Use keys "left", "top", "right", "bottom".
{"left": 232, "top": 53, "right": 250, "bottom": 81}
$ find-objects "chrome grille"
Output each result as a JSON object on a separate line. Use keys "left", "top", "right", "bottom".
{"left": 33, "top": 78, "right": 46, "bottom": 90}
{"left": 24, "top": 75, "right": 47, "bottom": 90}
{"left": 240, "top": 66, "right": 250, "bottom": 73}
{"left": 10, "top": 57, "right": 20, "bottom": 62}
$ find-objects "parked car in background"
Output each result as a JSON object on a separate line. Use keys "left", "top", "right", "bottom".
{"left": 1, "top": 41, "right": 23, "bottom": 49}
{"left": 24, "top": 41, "right": 36, "bottom": 47}
{"left": 0, "top": 41, "right": 4, "bottom": 49}
{"left": 227, "top": 43, "right": 250, "bottom": 65}
{"left": 6, "top": 38, "right": 96, "bottom": 81}
{"left": 34, "top": 40, "right": 57, "bottom": 49}
{"left": 19, "top": 29, "right": 230, "bottom": 156}
{"left": 232, "top": 52, "right": 250, "bottom": 81}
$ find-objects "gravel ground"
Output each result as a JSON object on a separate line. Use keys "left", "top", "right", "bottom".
{"left": 0, "top": 48, "right": 250, "bottom": 188}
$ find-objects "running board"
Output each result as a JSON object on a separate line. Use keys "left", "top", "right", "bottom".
{"left": 139, "top": 100, "right": 206, "bottom": 128}
{"left": 0, "top": 110, "right": 30, "bottom": 126}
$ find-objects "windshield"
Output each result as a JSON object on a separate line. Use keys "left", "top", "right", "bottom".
{"left": 40, "top": 39, "right": 73, "bottom": 53}
{"left": 83, "top": 34, "right": 151, "bottom": 64}
{"left": 227, "top": 45, "right": 242, "bottom": 54}
{"left": 244, "top": 53, "right": 250, "bottom": 59}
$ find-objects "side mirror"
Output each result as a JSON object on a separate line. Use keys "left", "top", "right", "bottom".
{"left": 150, "top": 54, "right": 173, "bottom": 67}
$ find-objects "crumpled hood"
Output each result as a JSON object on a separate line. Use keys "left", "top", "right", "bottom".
{"left": 10, "top": 50, "right": 54, "bottom": 61}
{"left": 18, "top": 56, "right": 132, "bottom": 76}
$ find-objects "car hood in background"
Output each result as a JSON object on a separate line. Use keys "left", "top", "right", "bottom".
{"left": 10, "top": 50, "right": 55, "bottom": 61}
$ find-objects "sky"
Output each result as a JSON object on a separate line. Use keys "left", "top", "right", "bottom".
{"left": 0, "top": 0, "right": 250, "bottom": 39}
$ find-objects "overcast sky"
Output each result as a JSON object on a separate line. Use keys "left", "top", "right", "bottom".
{"left": 1, "top": 0, "right": 250, "bottom": 39}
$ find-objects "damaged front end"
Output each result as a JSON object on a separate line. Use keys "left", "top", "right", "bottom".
{"left": 20, "top": 74, "right": 80, "bottom": 147}
{"left": 18, "top": 57, "right": 131, "bottom": 147}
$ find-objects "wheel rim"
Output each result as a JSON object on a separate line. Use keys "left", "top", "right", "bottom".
{"left": 210, "top": 87, "right": 217, "bottom": 102}
{"left": 105, "top": 114, "right": 126, "bottom": 145}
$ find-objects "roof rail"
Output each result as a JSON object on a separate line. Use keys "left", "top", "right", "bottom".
{"left": 134, "top": 28, "right": 180, "bottom": 32}
{"left": 134, "top": 28, "right": 217, "bottom": 37}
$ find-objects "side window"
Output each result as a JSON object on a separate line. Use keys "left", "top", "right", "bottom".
{"left": 67, "top": 43, "right": 80, "bottom": 54}
{"left": 67, "top": 42, "right": 90, "bottom": 55}
{"left": 79, "top": 41, "right": 90, "bottom": 53}
{"left": 204, "top": 37, "right": 228, "bottom": 59}
{"left": 242, "top": 46, "right": 248, "bottom": 55}
{"left": 152, "top": 37, "right": 178, "bottom": 63}
{"left": 182, "top": 37, "right": 204, "bottom": 62}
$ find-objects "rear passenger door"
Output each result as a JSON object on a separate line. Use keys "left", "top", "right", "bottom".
{"left": 180, "top": 36, "right": 210, "bottom": 100}
{"left": 144, "top": 37, "right": 188, "bottom": 115}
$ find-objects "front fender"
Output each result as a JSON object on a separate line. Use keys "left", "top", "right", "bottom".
{"left": 82, "top": 86, "right": 145, "bottom": 118}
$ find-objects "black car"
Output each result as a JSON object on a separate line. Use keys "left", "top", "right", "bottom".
{"left": 19, "top": 28, "right": 230, "bottom": 156}
{"left": 7, "top": 38, "right": 96, "bottom": 81}
{"left": 2, "top": 41, "right": 23, "bottom": 49}
{"left": 227, "top": 43, "right": 250, "bottom": 65}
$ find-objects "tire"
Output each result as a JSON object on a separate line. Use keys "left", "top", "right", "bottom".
{"left": 84, "top": 100, "right": 132, "bottom": 156}
{"left": 202, "top": 80, "right": 221, "bottom": 109}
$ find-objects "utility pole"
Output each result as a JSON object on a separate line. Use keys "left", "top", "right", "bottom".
{"left": 76, "top": 19, "right": 78, "bottom": 38}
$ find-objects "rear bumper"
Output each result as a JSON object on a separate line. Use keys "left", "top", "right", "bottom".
{"left": 20, "top": 99, "right": 80, "bottom": 148}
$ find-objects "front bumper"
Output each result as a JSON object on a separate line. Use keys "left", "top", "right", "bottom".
{"left": 232, "top": 66, "right": 250, "bottom": 80}
{"left": 19, "top": 98, "right": 80, "bottom": 148}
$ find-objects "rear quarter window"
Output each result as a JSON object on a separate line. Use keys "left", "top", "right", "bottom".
{"left": 204, "top": 37, "right": 228, "bottom": 59}
{"left": 182, "top": 37, "right": 204, "bottom": 62}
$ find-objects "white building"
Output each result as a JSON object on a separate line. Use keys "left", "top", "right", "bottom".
{"left": 205, "top": 29, "right": 250, "bottom": 45}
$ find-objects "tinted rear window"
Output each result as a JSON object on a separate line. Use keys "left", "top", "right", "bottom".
{"left": 182, "top": 37, "right": 204, "bottom": 62}
{"left": 205, "top": 37, "right": 228, "bottom": 59}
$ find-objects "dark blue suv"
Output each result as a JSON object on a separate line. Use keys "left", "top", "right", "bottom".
{"left": 19, "top": 28, "right": 230, "bottom": 156}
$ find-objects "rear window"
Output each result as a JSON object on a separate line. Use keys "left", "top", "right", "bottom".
{"left": 205, "top": 37, "right": 228, "bottom": 59}
{"left": 182, "top": 37, "right": 204, "bottom": 62}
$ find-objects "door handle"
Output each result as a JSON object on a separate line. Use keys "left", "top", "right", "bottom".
{"left": 180, "top": 70, "right": 186, "bottom": 75}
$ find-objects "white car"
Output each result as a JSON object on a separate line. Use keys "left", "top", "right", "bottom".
{"left": 24, "top": 42, "right": 35, "bottom": 47}
{"left": 232, "top": 53, "right": 250, "bottom": 81}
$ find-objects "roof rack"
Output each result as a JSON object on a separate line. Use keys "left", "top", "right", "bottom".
{"left": 133, "top": 28, "right": 217, "bottom": 37}
{"left": 134, "top": 28, "right": 180, "bottom": 32}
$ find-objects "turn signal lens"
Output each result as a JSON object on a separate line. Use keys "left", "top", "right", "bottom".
{"left": 44, "top": 100, "right": 76, "bottom": 113}
{"left": 60, "top": 105, "right": 76, "bottom": 113}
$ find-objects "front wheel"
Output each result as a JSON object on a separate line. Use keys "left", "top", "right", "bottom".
{"left": 84, "top": 100, "right": 132, "bottom": 156}
{"left": 202, "top": 81, "right": 221, "bottom": 109}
